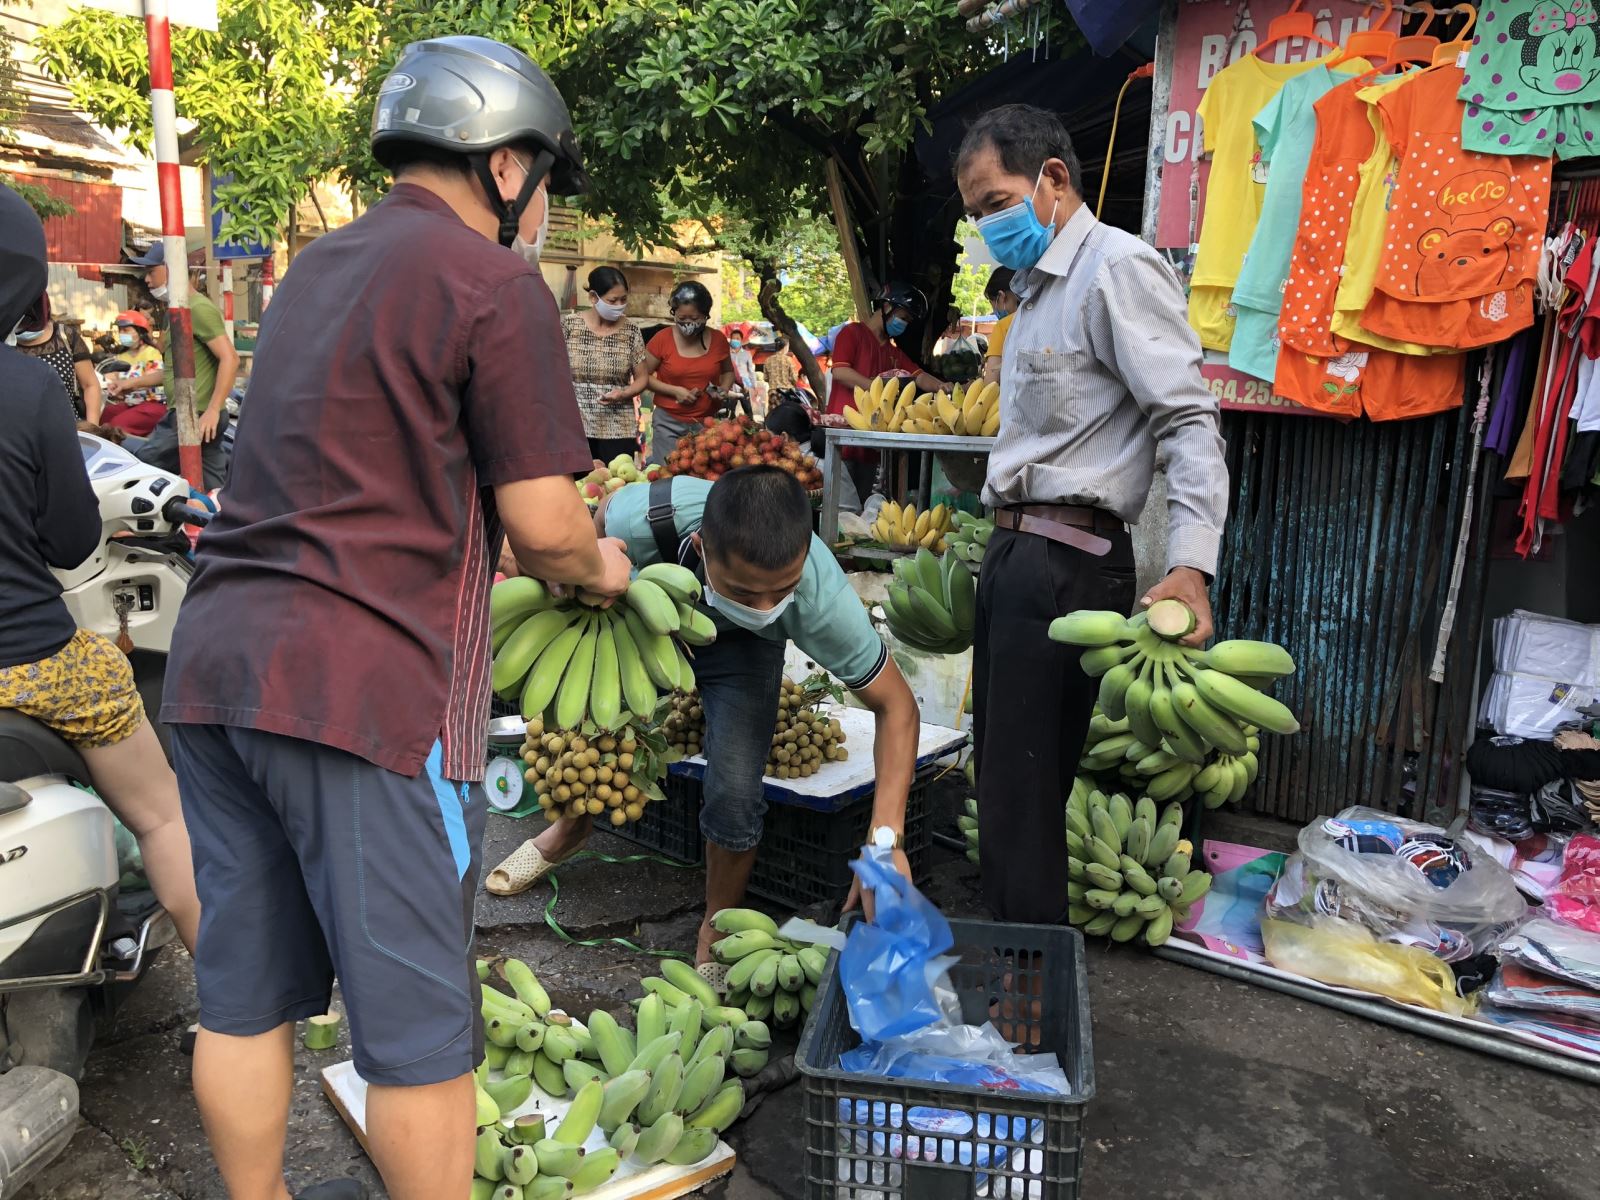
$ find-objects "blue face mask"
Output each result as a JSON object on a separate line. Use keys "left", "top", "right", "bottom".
{"left": 975, "top": 166, "right": 1059, "bottom": 271}
{"left": 885, "top": 316, "right": 909, "bottom": 338}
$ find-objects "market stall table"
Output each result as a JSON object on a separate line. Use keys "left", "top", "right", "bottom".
{"left": 819, "top": 427, "right": 992, "bottom": 546}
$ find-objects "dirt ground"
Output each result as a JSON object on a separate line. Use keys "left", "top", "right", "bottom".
{"left": 20, "top": 786, "right": 1599, "bottom": 1200}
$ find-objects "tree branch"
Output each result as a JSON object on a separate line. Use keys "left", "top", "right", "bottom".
{"left": 757, "top": 273, "right": 827, "bottom": 398}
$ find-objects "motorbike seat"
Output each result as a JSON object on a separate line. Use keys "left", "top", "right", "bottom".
{"left": 0, "top": 710, "right": 91, "bottom": 786}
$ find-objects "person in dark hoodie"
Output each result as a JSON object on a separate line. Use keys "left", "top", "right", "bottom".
{"left": 0, "top": 182, "right": 200, "bottom": 953}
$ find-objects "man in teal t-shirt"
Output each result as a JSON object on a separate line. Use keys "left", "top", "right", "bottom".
{"left": 513, "top": 467, "right": 921, "bottom": 962}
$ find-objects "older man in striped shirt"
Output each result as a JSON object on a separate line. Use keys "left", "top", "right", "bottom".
{"left": 955, "top": 104, "right": 1229, "bottom": 927}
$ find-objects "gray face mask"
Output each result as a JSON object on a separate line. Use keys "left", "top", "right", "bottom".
{"left": 149, "top": 283, "right": 169, "bottom": 302}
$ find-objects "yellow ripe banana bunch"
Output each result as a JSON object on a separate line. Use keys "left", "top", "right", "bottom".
{"left": 955, "top": 380, "right": 1002, "bottom": 437}
{"left": 842, "top": 376, "right": 902, "bottom": 431}
{"left": 869, "top": 500, "right": 954, "bottom": 550}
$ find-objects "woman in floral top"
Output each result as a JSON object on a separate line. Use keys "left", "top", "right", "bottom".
{"left": 561, "top": 266, "right": 649, "bottom": 464}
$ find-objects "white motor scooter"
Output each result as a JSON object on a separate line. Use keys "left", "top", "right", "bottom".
{"left": 0, "top": 434, "right": 206, "bottom": 1197}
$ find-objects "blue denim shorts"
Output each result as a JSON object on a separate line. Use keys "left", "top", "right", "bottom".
{"left": 694, "top": 627, "right": 787, "bottom": 852}
{"left": 171, "top": 723, "right": 487, "bottom": 1086}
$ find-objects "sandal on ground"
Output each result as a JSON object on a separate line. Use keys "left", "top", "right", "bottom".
{"left": 484, "top": 840, "right": 575, "bottom": 897}
{"left": 696, "top": 960, "right": 731, "bottom": 996}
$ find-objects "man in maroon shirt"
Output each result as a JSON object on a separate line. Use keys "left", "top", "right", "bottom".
{"left": 826, "top": 281, "right": 947, "bottom": 497}
{"left": 161, "top": 38, "right": 629, "bottom": 1200}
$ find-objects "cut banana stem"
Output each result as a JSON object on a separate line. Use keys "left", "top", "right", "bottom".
{"left": 1146, "top": 598, "right": 1197, "bottom": 641}
{"left": 302, "top": 1012, "right": 340, "bottom": 1051}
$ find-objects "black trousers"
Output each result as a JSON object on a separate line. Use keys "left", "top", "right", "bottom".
{"left": 973, "top": 524, "right": 1137, "bottom": 924}
{"left": 587, "top": 436, "right": 639, "bottom": 465}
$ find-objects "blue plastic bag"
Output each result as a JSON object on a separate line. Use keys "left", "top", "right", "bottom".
{"left": 840, "top": 846, "right": 955, "bottom": 1043}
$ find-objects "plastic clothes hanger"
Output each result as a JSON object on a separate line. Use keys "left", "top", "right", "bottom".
{"left": 1254, "top": 0, "right": 1341, "bottom": 58}
{"left": 1332, "top": 1, "right": 1398, "bottom": 67}
{"left": 1432, "top": 4, "right": 1478, "bottom": 66}
{"left": 1388, "top": 4, "right": 1444, "bottom": 66}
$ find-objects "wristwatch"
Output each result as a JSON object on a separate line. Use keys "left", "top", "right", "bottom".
{"left": 869, "top": 825, "right": 905, "bottom": 851}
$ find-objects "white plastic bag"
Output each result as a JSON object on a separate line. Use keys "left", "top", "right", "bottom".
{"left": 1267, "top": 806, "right": 1527, "bottom": 961}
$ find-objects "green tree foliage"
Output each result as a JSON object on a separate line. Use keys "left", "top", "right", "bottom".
{"left": 562, "top": 0, "right": 1072, "bottom": 379}
{"left": 35, "top": 0, "right": 1073, "bottom": 320}
{"left": 33, "top": 0, "right": 610, "bottom": 245}
{"left": 949, "top": 220, "right": 995, "bottom": 318}
{"left": 721, "top": 216, "right": 855, "bottom": 336}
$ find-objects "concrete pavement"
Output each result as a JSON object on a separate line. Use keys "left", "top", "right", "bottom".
{"left": 20, "top": 787, "right": 1599, "bottom": 1200}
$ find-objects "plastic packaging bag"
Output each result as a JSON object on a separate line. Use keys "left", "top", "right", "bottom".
{"left": 839, "top": 845, "right": 955, "bottom": 1043}
{"left": 1260, "top": 915, "right": 1474, "bottom": 1015}
{"left": 1499, "top": 915, "right": 1600, "bottom": 991}
{"left": 838, "top": 847, "right": 1074, "bottom": 1095}
{"left": 1266, "top": 806, "right": 1528, "bottom": 961}
{"left": 839, "top": 1021, "right": 1072, "bottom": 1095}
{"left": 1547, "top": 834, "right": 1600, "bottom": 934}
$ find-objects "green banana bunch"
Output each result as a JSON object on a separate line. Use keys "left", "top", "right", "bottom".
{"left": 1050, "top": 599, "right": 1297, "bottom": 755}
{"left": 489, "top": 565, "right": 712, "bottom": 729}
{"left": 957, "top": 795, "right": 979, "bottom": 865}
{"left": 1065, "top": 785, "right": 1210, "bottom": 948}
{"left": 943, "top": 511, "right": 994, "bottom": 570}
{"left": 709, "top": 916, "right": 830, "bottom": 1027}
{"left": 881, "top": 548, "right": 975, "bottom": 655}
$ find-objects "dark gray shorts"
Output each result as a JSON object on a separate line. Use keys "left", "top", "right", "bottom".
{"left": 170, "top": 723, "right": 487, "bottom": 1086}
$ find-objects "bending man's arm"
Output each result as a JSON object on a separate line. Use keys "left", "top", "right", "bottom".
{"left": 844, "top": 658, "right": 921, "bottom": 917}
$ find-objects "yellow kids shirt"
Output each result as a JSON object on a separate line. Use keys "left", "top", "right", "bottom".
{"left": 1189, "top": 51, "right": 1340, "bottom": 351}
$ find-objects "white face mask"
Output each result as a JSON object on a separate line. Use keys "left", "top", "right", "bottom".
{"left": 149, "top": 283, "right": 169, "bottom": 302}
{"left": 509, "top": 157, "right": 549, "bottom": 264}
{"left": 704, "top": 581, "right": 796, "bottom": 631}
{"left": 594, "top": 297, "right": 627, "bottom": 322}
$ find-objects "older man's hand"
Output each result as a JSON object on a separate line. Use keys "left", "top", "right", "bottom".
{"left": 1140, "top": 567, "right": 1213, "bottom": 647}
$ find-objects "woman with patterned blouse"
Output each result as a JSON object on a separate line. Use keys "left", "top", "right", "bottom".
{"left": 561, "top": 266, "right": 649, "bottom": 465}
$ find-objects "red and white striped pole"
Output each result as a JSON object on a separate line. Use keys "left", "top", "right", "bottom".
{"left": 143, "top": 0, "right": 201, "bottom": 488}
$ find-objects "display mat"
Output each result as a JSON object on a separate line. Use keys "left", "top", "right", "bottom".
{"left": 321, "top": 1060, "right": 736, "bottom": 1198}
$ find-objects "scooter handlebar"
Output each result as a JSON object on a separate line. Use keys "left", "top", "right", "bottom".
{"left": 160, "top": 495, "right": 212, "bottom": 529}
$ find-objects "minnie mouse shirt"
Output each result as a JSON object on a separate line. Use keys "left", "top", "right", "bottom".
{"left": 1457, "top": 0, "right": 1600, "bottom": 157}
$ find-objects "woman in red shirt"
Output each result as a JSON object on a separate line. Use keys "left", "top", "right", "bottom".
{"left": 643, "top": 281, "right": 736, "bottom": 464}
{"left": 827, "top": 281, "right": 946, "bottom": 496}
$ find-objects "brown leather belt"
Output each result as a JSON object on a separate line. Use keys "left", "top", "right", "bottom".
{"left": 992, "top": 504, "right": 1122, "bottom": 557}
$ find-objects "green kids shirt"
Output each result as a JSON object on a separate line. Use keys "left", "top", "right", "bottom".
{"left": 1458, "top": 0, "right": 1600, "bottom": 157}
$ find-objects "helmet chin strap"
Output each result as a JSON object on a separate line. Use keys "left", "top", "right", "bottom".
{"left": 472, "top": 148, "right": 556, "bottom": 246}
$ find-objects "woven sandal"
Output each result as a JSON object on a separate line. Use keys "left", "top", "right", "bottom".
{"left": 484, "top": 840, "right": 573, "bottom": 897}
{"left": 696, "top": 960, "right": 731, "bottom": 996}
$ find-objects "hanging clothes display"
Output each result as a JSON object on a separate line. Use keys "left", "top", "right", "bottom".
{"left": 1189, "top": 52, "right": 1337, "bottom": 352}
{"left": 1458, "top": 0, "right": 1600, "bottom": 158}
{"left": 1274, "top": 74, "right": 1467, "bottom": 419}
{"left": 1362, "top": 65, "right": 1554, "bottom": 350}
{"left": 1483, "top": 178, "right": 1600, "bottom": 558}
{"left": 1328, "top": 70, "right": 1456, "bottom": 355}
{"left": 1229, "top": 61, "right": 1372, "bottom": 382}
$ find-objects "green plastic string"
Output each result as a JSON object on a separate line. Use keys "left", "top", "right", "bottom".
{"left": 540, "top": 850, "right": 699, "bottom": 961}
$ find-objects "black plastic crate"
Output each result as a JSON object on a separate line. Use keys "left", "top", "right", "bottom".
{"left": 795, "top": 919, "right": 1095, "bottom": 1199}
{"left": 609, "top": 770, "right": 706, "bottom": 865}
{"left": 610, "top": 771, "right": 935, "bottom": 904}
{"left": 750, "top": 779, "right": 933, "bottom": 909}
